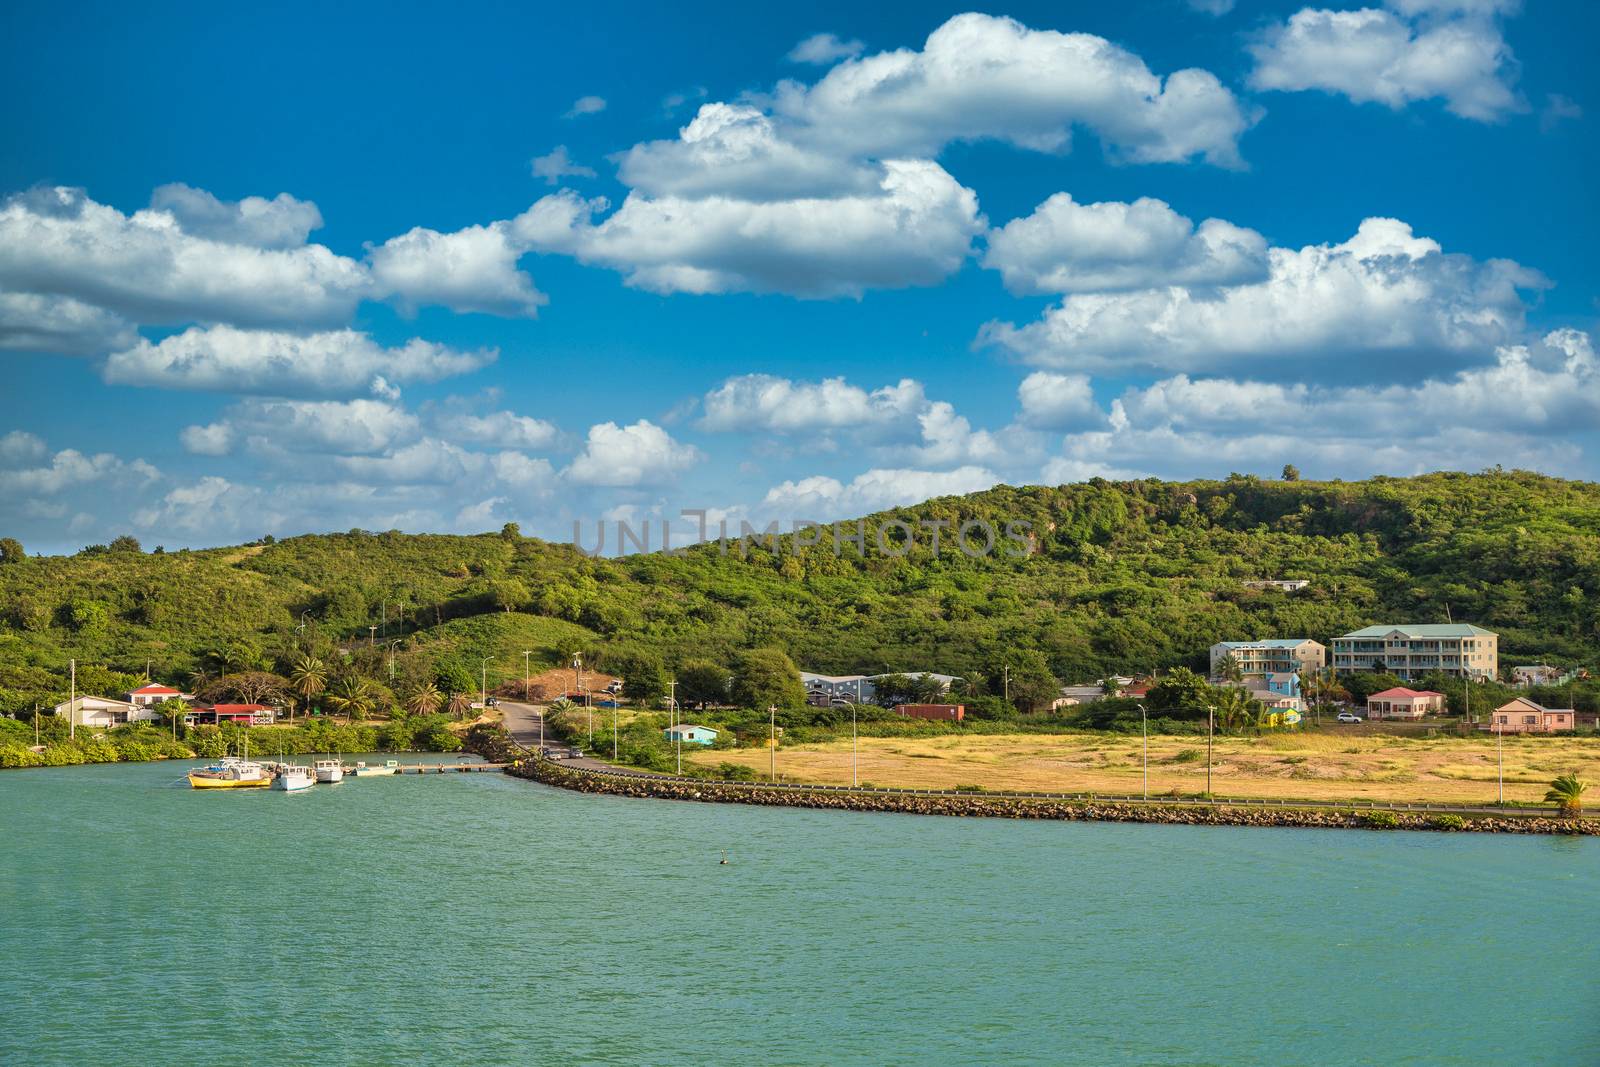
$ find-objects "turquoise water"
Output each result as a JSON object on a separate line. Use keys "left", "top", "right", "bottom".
{"left": 2, "top": 758, "right": 1596, "bottom": 1066}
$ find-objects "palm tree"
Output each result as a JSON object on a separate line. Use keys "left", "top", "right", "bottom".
{"left": 406, "top": 682, "right": 443, "bottom": 717}
{"left": 445, "top": 692, "right": 473, "bottom": 720}
{"left": 1544, "top": 774, "right": 1587, "bottom": 816}
{"left": 288, "top": 655, "right": 328, "bottom": 724}
{"left": 158, "top": 697, "right": 190, "bottom": 740}
{"left": 1212, "top": 686, "right": 1262, "bottom": 732}
{"left": 325, "top": 675, "right": 375, "bottom": 722}
{"left": 1217, "top": 654, "right": 1244, "bottom": 683}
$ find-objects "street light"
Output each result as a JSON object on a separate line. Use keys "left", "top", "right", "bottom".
{"left": 852, "top": 700, "right": 859, "bottom": 789}
{"left": 769, "top": 704, "right": 777, "bottom": 782}
{"left": 481, "top": 656, "right": 493, "bottom": 716}
{"left": 522, "top": 650, "right": 532, "bottom": 701}
{"left": 1138, "top": 703, "right": 1148, "bottom": 801}
{"left": 669, "top": 678, "right": 679, "bottom": 774}
{"left": 613, "top": 678, "right": 622, "bottom": 762}
{"left": 1496, "top": 720, "right": 1504, "bottom": 805}
{"left": 1206, "top": 703, "right": 1215, "bottom": 797}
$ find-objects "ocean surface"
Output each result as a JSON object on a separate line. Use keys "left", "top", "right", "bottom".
{"left": 2, "top": 756, "right": 1596, "bottom": 1066}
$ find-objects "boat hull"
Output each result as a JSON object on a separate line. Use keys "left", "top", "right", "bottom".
{"left": 188, "top": 773, "right": 270, "bottom": 789}
{"left": 271, "top": 774, "right": 314, "bottom": 791}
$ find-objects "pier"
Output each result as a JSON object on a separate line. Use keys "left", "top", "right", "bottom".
{"left": 386, "top": 762, "right": 505, "bottom": 774}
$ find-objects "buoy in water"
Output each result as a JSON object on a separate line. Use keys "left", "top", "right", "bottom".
{"left": 719, "top": 850, "right": 730, "bottom": 865}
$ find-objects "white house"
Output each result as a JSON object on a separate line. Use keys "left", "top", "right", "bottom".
{"left": 126, "top": 684, "right": 195, "bottom": 708}
{"left": 52, "top": 695, "right": 159, "bottom": 729}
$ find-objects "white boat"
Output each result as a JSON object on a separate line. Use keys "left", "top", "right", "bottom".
{"left": 271, "top": 764, "right": 315, "bottom": 791}
{"left": 314, "top": 759, "right": 344, "bottom": 784}
{"left": 188, "top": 756, "right": 270, "bottom": 789}
{"left": 350, "top": 760, "right": 400, "bottom": 777}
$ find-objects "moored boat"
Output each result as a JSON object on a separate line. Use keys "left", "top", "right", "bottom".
{"left": 314, "top": 758, "right": 344, "bottom": 784}
{"left": 188, "top": 757, "right": 270, "bottom": 789}
{"left": 350, "top": 760, "right": 400, "bottom": 777}
{"left": 271, "top": 764, "right": 315, "bottom": 791}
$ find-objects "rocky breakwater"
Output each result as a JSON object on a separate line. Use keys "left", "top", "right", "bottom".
{"left": 504, "top": 757, "right": 1596, "bottom": 835}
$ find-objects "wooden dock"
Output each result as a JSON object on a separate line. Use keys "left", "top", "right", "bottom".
{"left": 382, "top": 763, "right": 506, "bottom": 774}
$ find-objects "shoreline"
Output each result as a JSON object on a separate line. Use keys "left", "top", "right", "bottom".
{"left": 501, "top": 754, "right": 1596, "bottom": 835}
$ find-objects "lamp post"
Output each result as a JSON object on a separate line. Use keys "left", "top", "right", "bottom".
{"left": 852, "top": 701, "right": 858, "bottom": 788}
{"left": 769, "top": 704, "right": 777, "bottom": 782}
{"left": 480, "top": 656, "right": 493, "bottom": 717}
{"left": 1138, "top": 703, "right": 1148, "bottom": 800}
{"left": 68, "top": 658, "right": 76, "bottom": 741}
{"left": 613, "top": 678, "right": 622, "bottom": 762}
{"left": 669, "top": 679, "right": 679, "bottom": 774}
{"left": 1496, "top": 720, "right": 1504, "bottom": 805}
{"left": 522, "top": 650, "right": 532, "bottom": 700}
{"left": 1206, "top": 703, "right": 1215, "bottom": 797}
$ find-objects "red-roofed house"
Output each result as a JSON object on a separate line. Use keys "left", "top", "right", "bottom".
{"left": 1487, "top": 698, "right": 1574, "bottom": 734}
{"left": 126, "top": 684, "right": 196, "bottom": 708}
{"left": 1366, "top": 688, "right": 1446, "bottom": 720}
{"left": 187, "top": 703, "right": 278, "bottom": 726}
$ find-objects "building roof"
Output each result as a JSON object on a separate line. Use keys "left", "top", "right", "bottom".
{"left": 1339, "top": 624, "right": 1496, "bottom": 639}
{"left": 665, "top": 723, "right": 715, "bottom": 735}
{"left": 210, "top": 703, "right": 273, "bottom": 713}
{"left": 1368, "top": 687, "right": 1444, "bottom": 700}
{"left": 1494, "top": 698, "right": 1573, "bottom": 715}
{"left": 129, "top": 684, "right": 180, "bottom": 695}
{"left": 1214, "top": 639, "right": 1318, "bottom": 650}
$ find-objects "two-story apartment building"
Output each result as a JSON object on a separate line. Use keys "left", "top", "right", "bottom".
{"left": 1208, "top": 639, "right": 1326, "bottom": 681}
{"left": 1330, "top": 624, "right": 1497, "bottom": 681}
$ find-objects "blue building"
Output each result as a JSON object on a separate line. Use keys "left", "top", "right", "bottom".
{"left": 663, "top": 724, "right": 718, "bottom": 745}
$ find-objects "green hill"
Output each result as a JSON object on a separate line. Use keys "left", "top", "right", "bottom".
{"left": 1, "top": 470, "right": 1597, "bottom": 712}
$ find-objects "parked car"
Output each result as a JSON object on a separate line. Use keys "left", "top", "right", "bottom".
{"left": 1337, "top": 712, "right": 1363, "bottom": 724}
{"left": 567, "top": 748, "right": 583, "bottom": 759}
{"left": 485, "top": 697, "right": 499, "bottom": 707}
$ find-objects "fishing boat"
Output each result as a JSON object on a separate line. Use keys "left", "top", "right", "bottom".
{"left": 313, "top": 758, "right": 344, "bottom": 784}
{"left": 271, "top": 764, "right": 314, "bottom": 791}
{"left": 350, "top": 760, "right": 400, "bottom": 777}
{"left": 188, "top": 756, "right": 270, "bottom": 789}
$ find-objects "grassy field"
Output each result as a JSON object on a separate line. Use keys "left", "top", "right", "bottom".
{"left": 686, "top": 730, "right": 1600, "bottom": 806}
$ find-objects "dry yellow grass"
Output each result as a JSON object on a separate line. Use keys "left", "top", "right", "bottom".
{"left": 686, "top": 731, "right": 1600, "bottom": 805}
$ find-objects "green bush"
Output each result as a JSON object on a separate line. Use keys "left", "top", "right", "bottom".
{"left": 1429, "top": 814, "right": 1466, "bottom": 831}
{"left": 1360, "top": 810, "right": 1400, "bottom": 829}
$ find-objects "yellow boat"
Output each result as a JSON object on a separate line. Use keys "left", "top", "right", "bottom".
{"left": 187, "top": 772, "right": 271, "bottom": 788}
{"left": 188, "top": 757, "right": 271, "bottom": 789}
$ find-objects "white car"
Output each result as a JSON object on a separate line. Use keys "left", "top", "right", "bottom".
{"left": 1336, "top": 712, "right": 1363, "bottom": 724}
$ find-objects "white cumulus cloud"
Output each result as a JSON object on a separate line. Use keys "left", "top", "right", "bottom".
{"left": 1248, "top": 1, "right": 1523, "bottom": 121}
{"left": 148, "top": 183, "right": 324, "bottom": 249}
{"left": 787, "top": 32, "right": 866, "bottom": 65}
{"left": 565, "top": 420, "right": 700, "bottom": 486}
{"left": 531, "top": 145, "right": 597, "bottom": 185}
{"left": 103, "top": 325, "right": 496, "bottom": 397}
{"left": 984, "top": 193, "right": 1268, "bottom": 294}
{"left": 368, "top": 221, "right": 547, "bottom": 317}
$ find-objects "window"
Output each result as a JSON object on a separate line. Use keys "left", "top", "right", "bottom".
{"left": 1524, "top": 716, "right": 1537, "bottom": 725}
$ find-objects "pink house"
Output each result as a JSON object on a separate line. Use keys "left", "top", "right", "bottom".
{"left": 1488, "top": 698, "right": 1575, "bottom": 734}
{"left": 1366, "top": 687, "right": 1445, "bottom": 720}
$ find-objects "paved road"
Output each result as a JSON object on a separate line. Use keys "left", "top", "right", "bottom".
{"left": 497, "top": 700, "right": 635, "bottom": 773}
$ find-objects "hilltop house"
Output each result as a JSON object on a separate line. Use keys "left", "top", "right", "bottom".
{"left": 1511, "top": 665, "right": 1569, "bottom": 688}
{"left": 1241, "top": 579, "right": 1310, "bottom": 592}
{"left": 51, "top": 695, "right": 158, "bottom": 728}
{"left": 1209, "top": 639, "right": 1326, "bottom": 681}
{"left": 1366, "top": 687, "right": 1446, "bottom": 720}
{"left": 1331, "top": 624, "right": 1497, "bottom": 681}
{"left": 663, "top": 724, "right": 717, "bottom": 745}
{"left": 1487, "top": 698, "right": 1574, "bottom": 734}
{"left": 126, "top": 684, "right": 195, "bottom": 708}
{"left": 185, "top": 703, "right": 278, "bottom": 726}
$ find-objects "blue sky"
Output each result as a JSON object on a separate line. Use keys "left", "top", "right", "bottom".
{"left": 2, "top": 0, "right": 1595, "bottom": 554}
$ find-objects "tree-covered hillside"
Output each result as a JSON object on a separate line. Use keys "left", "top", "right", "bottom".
{"left": 1, "top": 470, "right": 1597, "bottom": 712}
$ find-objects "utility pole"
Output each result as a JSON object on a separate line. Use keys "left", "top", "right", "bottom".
{"left": 1139, "top": 703, "right": 1148, "bottom": 801}
{"left": 613, "top": 677, "right": 621, "bottom": 762}
{"left": 1003, "top": 665, "right": 1010, "bottom": 705}
{"left": 380, "top": 599, "right": 387, "bottom": 639}
{"left": 852, "top": 701, "right": 858, "bottom": 788}
{"left": 522, "top": 650, "right": 531, "bottom": 700}
{"left": 1496, "top": 721, "right": 1504, "bottom": 805}
{"left": 368, "top": 625, "right": 377, "bottom": 648}
{"left": 480, "top": 656, "right": 492, "bottom": 717}
{"left": 769, "top": 704, "right": 777, "bottom": 782}
{"left": 69, "top": 658, "right": 76, "bottom": 741}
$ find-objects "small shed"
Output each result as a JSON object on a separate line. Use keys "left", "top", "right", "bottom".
{"left": 663, "top": 724, "right": 718, "bottom": 745}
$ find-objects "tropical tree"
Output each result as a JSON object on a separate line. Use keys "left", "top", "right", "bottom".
{"left": 445, "top": 691, "right": 474, "bottom": 720}
{"left": 325, "top": 676, "right": 376, "bottom": 721}
{"left": 1301, "top": 667, "right": 1346, "bottom": 725}
{"left": 406, "top": 682, "right": 443, "bottom": 717}
{"left": 1211, "top": 686, "right": 1263, "bottom": 732}
{"left": 676, "top": 660, "right": 730, "bottom": 708}
{"left": 157, "top": 697, "right": 189, "bottom": 740}
{"left": 729, "top": 648, "right": 805, "bottom": 710}
{"left": 1544, "top": 774, "right": 1587, "bottom": 816}
{"left": 1217, "top": 654, "right": 1244, "bottom": 683}
{"left": 289, "top": 655, "right": 328, "bottom": 724}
